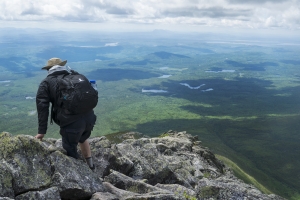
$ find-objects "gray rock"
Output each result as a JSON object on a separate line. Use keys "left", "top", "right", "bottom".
{"left": 104, "top": 169, "right": 172, "bottom": 194}
{"left": 155, "top": 183, "right": 196, "bottom": 199}
{"left": 116, "top": 139, "right": 177, "bottom": 185}
{"left": 114, "top": 131, "right": 222, "bottom": 189}
{"left": 119, "top": 131, "right": 144, "bottom": 140}
{"left": 102, "top": 181, "right": 180, "bottom": 200}
{"left": 195, "top": 177, "right": 285, "bottom": 200}
{"left": 15, "top": 187, "right": 60, "bottom": 200}
{"left": 0, "top": 163, "right": 14, "bottom": 198}
{"left": 0, "top": 133, "right": 52, "bottom": 195}
{"left": 91, "top": 191, "right": 119, "bottom": 200}
{"left": 102, "top": 181, "right": 143, "bottom": 198}
{"left": 0, "top": 131, "right": 285, "bottom": 200}
{"left": 0, "top": 132, "right": 105, "bottom": 200}
{"left": 88, "top": 136, "right": 130, "bottom": 178}
{"left": 50, "top": 151, "right": 105, "bottom": 200}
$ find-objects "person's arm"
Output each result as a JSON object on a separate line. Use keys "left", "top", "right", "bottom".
{"left": 35, "top": 80, "right": 51, "bottom": 139}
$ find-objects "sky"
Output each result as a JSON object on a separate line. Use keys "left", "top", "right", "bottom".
{"left": 0, "top": 0, "right": 299, "bottom": 35}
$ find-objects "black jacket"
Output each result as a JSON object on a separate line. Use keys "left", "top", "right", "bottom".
{"left": 36, "top": 70, "right": 88, "bottom": 134}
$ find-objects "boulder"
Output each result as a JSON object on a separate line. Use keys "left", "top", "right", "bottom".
{"left": 0, "top": 133, "right": 52, "bottom": 196}
{"left": 50, "top": 151, "right": 104, "bottom": 199}
{"left": 104, "top": 170, "right": 173, "bottom": 194}
{"left": 114, "top": 131, "right": 223, "bottom": 188}
{"left": 15, "top": 187, "right": 60, "bottom": 200}
{"left": 91, "top": 191, "right": 119, "bottom": 200}
{"left": 0, "top": 163, "right": 14, "bottom": 198}
{"left": 0, "top": 131, "right": 285, "bottom": 200}
{"left": 0, "top": 132, "right": 104, "bottom": 200}
{"left": 94, "top": 181, "right": 180, "bottom": 200}
{"left": 195, "top": 177, "right": 285, "bottom": 200}
{"left": 155, "top": 183, "right": 196, "bottom": 198}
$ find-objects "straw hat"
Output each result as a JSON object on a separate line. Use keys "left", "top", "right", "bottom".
{"left": 42, "top": 58, "right": 67, "bottom": 70}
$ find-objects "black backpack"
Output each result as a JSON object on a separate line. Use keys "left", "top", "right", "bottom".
{"left": 56, "top": 72, "right": 98, "bottom": 114}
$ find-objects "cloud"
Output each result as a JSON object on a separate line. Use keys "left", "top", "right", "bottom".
{"left": 0, "top": 0, "right": 299, "bottom": 30}
{"left": 21, "top": 5, "right": 41, "bottom": 16}
{"left": 105, "top": 42, "right": 119, "bottom": 46}
{"left": 226, "top": 0, "right": 288, "bottom": 4}
{"left": 105, "top": 6, "right": 134, "bottom": 15}
{"left": 162, "top": 6, "right": 252, "bottom": 19}
{"left": 78, "top": 0, "right": 135, "bottom": 16}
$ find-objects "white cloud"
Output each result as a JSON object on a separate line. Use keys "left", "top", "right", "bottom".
{"left": 0, "top": 0, "right": 299, "bottom": 31}
{"left": 282, "top": 6, "right": 300, "bottom": 28}
{"left": 105, "top": 42, "right": 118, "bottom": 46}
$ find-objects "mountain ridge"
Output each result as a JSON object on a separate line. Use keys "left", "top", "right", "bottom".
{"left": 0, "top": 130, "right": 285, "bottom": 200}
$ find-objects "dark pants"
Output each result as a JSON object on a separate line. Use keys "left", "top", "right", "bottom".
{"left": 60, "top": 112, "right": 96, "bottom": 159}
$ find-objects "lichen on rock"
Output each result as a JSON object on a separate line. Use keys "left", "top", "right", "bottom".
{"left": 0, "top": 132, "right": 52, "bottom": 195}
{"left": 0, "top": 163, "right": 14, "bottom": 198}
{"left": 0, "top": 131, "right": 286, "bottom": 200}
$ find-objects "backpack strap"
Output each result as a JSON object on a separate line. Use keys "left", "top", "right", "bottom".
{"left": 50, "top": 103, "right": 54, "bottom": 125}
{"left": 50, "top": 73, "right": 68, "bottom": 125}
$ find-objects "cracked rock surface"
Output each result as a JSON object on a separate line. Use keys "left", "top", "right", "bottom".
{"left": 0, "top": 131, "right": 285, "bottom": 200}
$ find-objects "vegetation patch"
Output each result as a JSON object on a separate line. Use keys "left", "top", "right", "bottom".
{"left": 216, "top": 154, "right": 271, "bottom": 194}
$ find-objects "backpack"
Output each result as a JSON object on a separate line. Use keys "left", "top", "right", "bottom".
{"left": 56, "top": 72, "right": 98, "bottom": 115}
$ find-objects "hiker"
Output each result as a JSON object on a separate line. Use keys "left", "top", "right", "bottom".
{"left": 35, "top": 58, "right": 98, "bottom": 170}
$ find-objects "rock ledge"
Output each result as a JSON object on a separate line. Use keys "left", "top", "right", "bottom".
{"left": 0, "top": 130, "right": 285, "bottom": 200}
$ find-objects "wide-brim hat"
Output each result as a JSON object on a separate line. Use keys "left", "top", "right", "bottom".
{"left": 42, "top": 58, "right": 67, "bottom": 70}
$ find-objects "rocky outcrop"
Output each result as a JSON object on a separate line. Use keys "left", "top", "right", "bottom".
{"left": 0, "top": 130, "right": 285, "bottom": 200}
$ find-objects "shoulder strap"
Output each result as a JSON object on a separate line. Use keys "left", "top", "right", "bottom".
{"left": 57, "top": 73, "right": 67, "bottom": 79}
{"left": 50, "top": 74, "right": 67, "bottom": 125}
{"left": 50, "top": 103, "right": 54, "bottom": 125}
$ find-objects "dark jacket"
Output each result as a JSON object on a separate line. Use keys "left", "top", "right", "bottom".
{"left": 36, "top": 70, "right": 89, "bottom": 134}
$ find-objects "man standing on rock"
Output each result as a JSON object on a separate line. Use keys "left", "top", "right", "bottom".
{"left": 35, "top": 58, "right": 97, "bottom": 170}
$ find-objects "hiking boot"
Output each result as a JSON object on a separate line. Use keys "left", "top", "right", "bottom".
{"left": 89, "top": 164, "right": 95, "bottom": 171}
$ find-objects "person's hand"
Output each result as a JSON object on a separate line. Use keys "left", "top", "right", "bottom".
{"left": 35, "top": 134, "right": 44, "bottom": 141}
